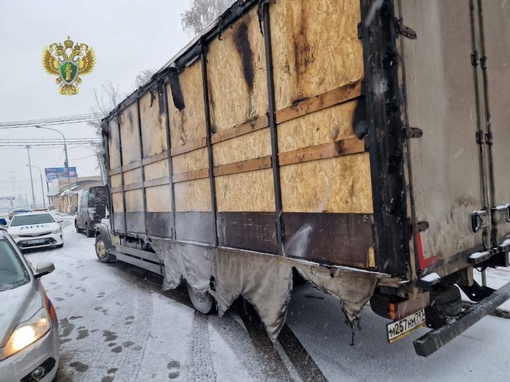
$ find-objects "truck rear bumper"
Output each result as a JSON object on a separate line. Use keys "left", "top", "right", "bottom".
{"left": 413, "top": 281, "right": 510, "bottom": 357}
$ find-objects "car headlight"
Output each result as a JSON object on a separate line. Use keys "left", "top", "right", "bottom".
{"left": 1, "top": 308, "right": 51, "bottom": 360}
{"left": 51, "top": 228, "right": 62, "bottom": 234}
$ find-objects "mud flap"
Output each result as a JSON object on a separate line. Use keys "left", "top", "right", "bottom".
{"left": 413, "top": 281, "right": 510, "bottom": 357}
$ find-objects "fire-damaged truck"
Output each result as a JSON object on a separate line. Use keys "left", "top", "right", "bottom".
{"left": 94, "top": 0, "right": 510, "bottom": 356}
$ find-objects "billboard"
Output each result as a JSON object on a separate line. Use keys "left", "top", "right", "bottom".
{"left": 44, "top": 167, "right": 78, "bottom": 182}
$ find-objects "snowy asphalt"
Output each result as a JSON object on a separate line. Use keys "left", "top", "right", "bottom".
{"left": 24, "top": 223, "right": 510, "bottom": 381}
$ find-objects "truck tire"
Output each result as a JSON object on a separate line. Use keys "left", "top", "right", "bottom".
{"left": 187, "top": 283, "right": 215, "bottom": 314}
{"left": 369, "top": 292, "right": 392, "bottom": 319}
{"left": 95, "top": 233, "right": 115, "bottom": 263}
{"left": 75, "top": 221, "right": 84, "bottom": 233}
{"left": 86, "top": 223, "right": 94, "bottom": 238}
{"left": 425, "top": 284, "right": 462, "bottom": 329}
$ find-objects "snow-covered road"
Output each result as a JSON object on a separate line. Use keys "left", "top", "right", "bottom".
{"left": 26, "top": 223, "right": 510, "bottom": 381}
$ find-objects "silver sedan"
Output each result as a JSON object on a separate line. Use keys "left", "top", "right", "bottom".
{"left": 0, "top": 228, "right": 59, "bottom": 381}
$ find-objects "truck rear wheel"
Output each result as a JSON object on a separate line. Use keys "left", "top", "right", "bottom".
{"left": 187, "top": 283, "right": 215, "bottom": 314}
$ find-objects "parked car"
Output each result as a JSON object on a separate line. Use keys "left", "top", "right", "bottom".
{"left": 8, "top": 208, "right": 31, "bottom": 220}
{"left": 6, "top": 212, "right": 64, "bottom": 251}
{"left": 0, "top": 228, "right": 59, "bottom": 381}
{"left": 75, "top": 187, "right": 108, "bottom": 237}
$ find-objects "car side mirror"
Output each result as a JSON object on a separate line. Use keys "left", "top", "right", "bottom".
{"left": 56, "top": 217, "right": 63, "bottom": 223}
{"left": 34, "top": 262, "right": 55, "bottom": 278}
{"left": 0, "top": 218, "right": 6, "bottom": 226}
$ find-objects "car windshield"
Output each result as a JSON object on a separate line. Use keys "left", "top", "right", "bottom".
{"left": 0, "top": 240, "right": 29, "bottom": 291}
{"left": 10, "top": 214, "right": 55, "bottom": 227}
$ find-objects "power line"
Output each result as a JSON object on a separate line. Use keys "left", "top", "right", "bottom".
{"left": 0, "top": 113, "right": 97, "bottom": 129}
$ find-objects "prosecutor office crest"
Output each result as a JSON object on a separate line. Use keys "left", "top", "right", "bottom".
{"left": 42, "top": 36, "right": 96, "bottom": 96}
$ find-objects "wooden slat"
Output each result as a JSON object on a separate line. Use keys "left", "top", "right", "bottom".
{"left": 171, "top": 137, "right": 207, "bottom": 157}
{"left": 142, "top": 150, "right": 169, "bottom": 166}
{"left": 172, "top": 168, "right": 209, "bottom": 183}
{"left": 214, "top": 156, "right": 272, "bottom": 177}
{"left": 110, "top": 167, "right": 122, "bottom": 176}
{"left": 111, "top": 186, "right": 122, "bottom": 194}
{"left": 276, "top": 80, "right": 363, "bottom": 125}
{"left": 211, "top": 115, "right": 269, "bottom": 144}
{"left": 122, "top": 160, "right": 142, "bottom": 173}
{"left": 144, "top": 176, "right": 171, "bottom": 188}
{"left": 279, "top": 137, "right": 365, "bottom": 167}
{"left": 124, "top": 182, "right": 144, "bottom": 192}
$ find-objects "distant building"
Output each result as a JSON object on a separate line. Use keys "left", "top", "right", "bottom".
{"left": 48, "top": 176, "right": 103, "bottom": 213}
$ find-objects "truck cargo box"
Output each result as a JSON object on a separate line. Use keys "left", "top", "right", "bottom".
{"left": 101, "top": 0, "right": 510, "bottom": 356}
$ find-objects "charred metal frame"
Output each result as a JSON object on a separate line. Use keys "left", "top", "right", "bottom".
{"left": 201, "top": 49, "right": 219, "bottom": 247}
{"left": 262, "top": 1, "right": 284, "bottom": 256}
{"left": 359, "top": 0, "right": 409, "bottom": 275}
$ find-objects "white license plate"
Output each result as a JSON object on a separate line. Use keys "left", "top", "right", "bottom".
{"left": 386, "top": 309, "right": 426, "bottom": 343}
{"left": 30, "top": 239, "right": 46, "bottom": 245}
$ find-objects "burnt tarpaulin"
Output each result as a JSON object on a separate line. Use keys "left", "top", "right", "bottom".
{"left": 150, "top": 239, "right": 213, "bottom": 292}
{"left": 210, "top": 248, "right": 294, "bottom": 340}
{"left": 295, "top": 264, "right": 384, "bottom": 323}
{"left": 149, "top": 237, "right": 386, "bottom": 341}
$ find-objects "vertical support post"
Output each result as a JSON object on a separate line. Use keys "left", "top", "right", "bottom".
{"left": 201, "top": 49, "right": 219, "bottom": 247}
{"left": 136, "top": 97, "right": 148, "bottom": 236}
{"left": 101, "top": 120, "right": 114, "bottom": 232}
{"left": 476, "top": 0, "right": 498, "bottom": 247}
{"left": 117, "top": 115, "right": 128, "bottom": 236}
{"left": 262, "top": 2, "right": 284, "bottom": 256}
{"left": 162, "top": 82, "right": 177, "bottom": 239}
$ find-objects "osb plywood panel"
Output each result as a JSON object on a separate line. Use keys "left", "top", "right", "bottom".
{"left": 125, "top": 189, "right": 144, "bottom": 212}
{"left": 213, "top": 129, "right": 271, "bottom": 166}
{"left": 271, "top": 0, "right": 363, "bottom": 110}
{"left": 174, "top": 179, "right": 211, "bottom": 212}
{"left": 207, "top": 7, "right": 268, "bottom": 132}
{"left": 124, "top": 168, "right": 142, "bottom": 185}
{"left": 112, "top": 193, "right": 124, "bottom": 211}
{"left": 173, "top": 148, "right": 209, "bottom": 174}
{"left": 111, "top": 174, "right": 122, "bottom": 189}
{"left": 216, "top": 169, "right": 275, "bottom": 212}
{"left": 280, "top": 153, "right": 373, "bottom": 213}
{"left": 278, "top": 100, "right": 359, "bottom": 152}
{"left": 108, "top": 120, "right": 121, "bottom": 169}
{"left": 146, "top": 185, "right": 172, "bottom": 212}
{"left": 167, "top": 61, "right": 206, "bottom": 147}
{"left": 144, "top": 160, "right": 169, "bottom": 181}
{"left": 119, "top": 103, "right": 142, "bottom": 165}
{"left": 140, "top": 91, "right": 167, "bottom": 157}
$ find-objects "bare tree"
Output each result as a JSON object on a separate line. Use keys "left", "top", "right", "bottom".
{"left": 133, "top": 69, "right": 156, "bottom": 89}
{"left": 181, "top": 0, "right": 234, "bottom": 36}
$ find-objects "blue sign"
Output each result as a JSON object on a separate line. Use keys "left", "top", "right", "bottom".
{"left": 44, "top": 167, "right": 77, "bottom": 182}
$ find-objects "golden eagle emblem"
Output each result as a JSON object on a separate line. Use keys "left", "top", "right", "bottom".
{"left": 42, "top": 36, "right": 96, "bottom": 96}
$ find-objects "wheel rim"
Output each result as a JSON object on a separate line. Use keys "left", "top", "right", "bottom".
{"left": 96, "top": 240, "right": 107, "bottom": 258}
{"left": 187, "top": 283, "right": 214, "bottom": 314}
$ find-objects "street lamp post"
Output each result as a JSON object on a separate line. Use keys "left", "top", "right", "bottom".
{"left": 26, "top": 165, "right": 46, "bottom": 208}
{"left": 35, "top": 125, "right": 71, "bottom": 211}
{"left": 25, "top": 145, "right": 37, "bottom": 208}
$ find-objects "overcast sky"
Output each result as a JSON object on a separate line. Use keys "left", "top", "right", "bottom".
{"left": 0, "top": 0, "right": 193, "bottom": 208}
